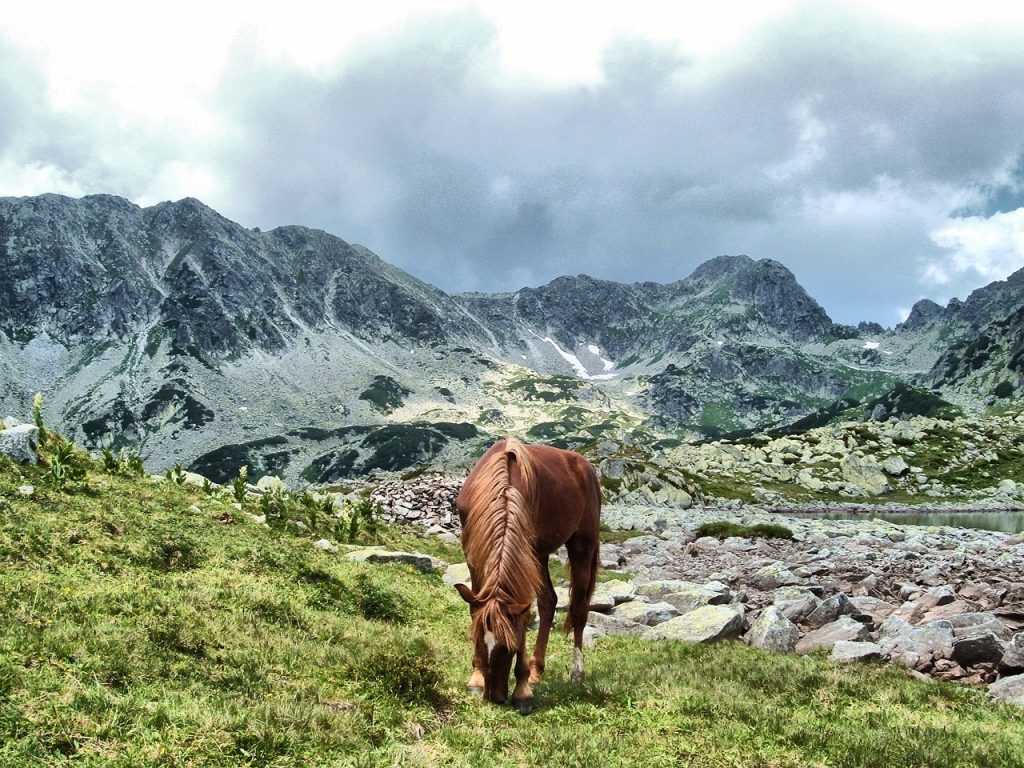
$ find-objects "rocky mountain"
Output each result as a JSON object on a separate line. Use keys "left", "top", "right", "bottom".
{"left": 1, "top": 193, "right": 1020, "bottom": 483}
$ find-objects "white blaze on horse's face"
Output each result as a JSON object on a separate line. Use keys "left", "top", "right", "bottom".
{"left": 484, "top": 629, "right": 497, "bottom": 662}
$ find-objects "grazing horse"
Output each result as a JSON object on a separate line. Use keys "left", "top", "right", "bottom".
{"left": 454, "top": 437, "right": 601, "bottom": 714}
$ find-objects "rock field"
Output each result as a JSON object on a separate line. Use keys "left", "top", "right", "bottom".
{"left": 369, "top": 473, "right": 1024, "bottom": 708}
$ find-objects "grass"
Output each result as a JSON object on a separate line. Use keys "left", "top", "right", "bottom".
{"left": 2, "top": 447, "right": 1024, "bottom": 766}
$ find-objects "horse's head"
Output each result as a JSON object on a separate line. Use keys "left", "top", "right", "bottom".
{"left": 455, "top": 583, "right": 532, "bottom": 707}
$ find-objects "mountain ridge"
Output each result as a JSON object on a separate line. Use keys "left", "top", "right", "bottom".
{"left": 1, "top": 193, "right": 1021, "bottom": 482}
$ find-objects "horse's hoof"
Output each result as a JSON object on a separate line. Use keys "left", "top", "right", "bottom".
{"left": 513, "top": 698, "right": 534, "bottom": 716}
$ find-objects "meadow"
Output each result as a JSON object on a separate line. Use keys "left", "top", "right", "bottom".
{"left": 1, "top": 440, "right": 1023, "bottom": 767}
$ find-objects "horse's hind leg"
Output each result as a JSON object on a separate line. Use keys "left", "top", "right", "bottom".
{"left": 529, "top": 554, "right": 557, "bottom": 684}
{"left": 565, "top": 533, "right": 599, "bottom": 683}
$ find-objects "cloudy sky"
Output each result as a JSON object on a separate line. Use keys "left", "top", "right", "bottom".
{"left": 3, "top": 1, "right": 1024, "bottom": 325}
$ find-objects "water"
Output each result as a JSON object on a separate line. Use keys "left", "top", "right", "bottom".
{"left": 793, "top": 509, "right": 1024, "bottom": 535}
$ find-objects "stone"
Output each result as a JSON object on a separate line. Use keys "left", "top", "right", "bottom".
{"left": 830, "top": 640, "right": 883, "bottom": 663}
{"left": 952, "top": 633, "right": 1006, "bottom": 666}
{"left": 747, "top": 606, "right": 799, "bottom": 654}
{"left": 587, "top": 610, "right": 646, "bottom": 637}
{"left": 0, "top": 424, "right": 39, "bottom": 464}
{"left": 999, "top": 633, "right": 1024, "bottom": 674}
{"left": 346, "top": 549, "right": 447, "bottom": 574}
{"left": 313, "top": 538, "right": 338, "bottom": 554}
{"left": 881, "top": 456, "right": 910, "bottom": 476}
{"left": 804, "top": 593, "right": 856, "bottom": 629}
{"left": 840, "top": 453, "right": 890, "bottom": 496}
{"left": 996, "top": 479, "right": 1018, "bottom": 496}
{"left": 849, "top": 596, "right": 897, "bottom": 625}
{"left": 17, "top": 485, "right": 34, "bottom": 496}
{"left": 646, "top": 605, "right": 746, "bottom": 644}
{"left": 610, "top": 600, "right": 681, "bottom": 626}
{"left": 988, "top": 675, "right": 1024, "bottom": 708}
{"left": 650, "top": 581, "right": 731, "bottom": 613}
{"left": 749, "top": 562, "right": 804, "bottom": 591}
{"left": 442, "top": 562, "right": 471, "bottom": 587}
{"left": 796, "top": 616, "right": 870, "bottom": 654}
{"left": 879, "top": 617, "right": 954, "bottom": 670}
{"left": 592, "top": 580, "right": 637, "bottom": 608}
{"left": 773, "top": 587, "right": 821, "bottom": 624}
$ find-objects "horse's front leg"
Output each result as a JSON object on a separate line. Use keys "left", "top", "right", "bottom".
{"left": 467, "top": 645, "right": 484, "bottom": 693}
{"left": 510, "top": 635, "right": 534, "bottom": 715}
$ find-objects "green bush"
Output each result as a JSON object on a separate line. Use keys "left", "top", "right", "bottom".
{"left": 147, "top": 534, "right": 204, "bottom": 572}
{"left": 349, "top": 572, "right": 408, "bottom": 623}
{"left": 360, "top": 634, "right": 443, "bottom": 705}
{"left": 696, "top": 521, "right": 794, "bottom": 540}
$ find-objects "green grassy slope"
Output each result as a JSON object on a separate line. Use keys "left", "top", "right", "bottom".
{"left": 1, "top": 446, "right": 1023, "bottom": 767}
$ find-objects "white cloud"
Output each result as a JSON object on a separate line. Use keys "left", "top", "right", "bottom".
{"left": 926, "top": 208, "right": 1024, "bottom": 285}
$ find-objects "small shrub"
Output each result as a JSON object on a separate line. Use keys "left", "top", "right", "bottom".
{"left": 147, "top": 534, "right": 204, "bottom": 572}
{"left": 101, "top": 447, "right": 145, "bottom": 477}
{"left": 165, "top": 463, "right": 186, "bottom": 485}
{"left": 47, "top": 438, "right": 86, "bottom": 490}
{"left": 360, "top": 635, "right": 444, "bottom": 705}
{"left": 32, "top": 392, "right": 46, "bottom": 445}
{"left": 232, "top": 465, "right": 248, "bottom": 504}
{"left": 696, "top": 521, "right": 793, "bottom": 540}
{"left": 349, "top": 572, "right": 407, "bottom": 623}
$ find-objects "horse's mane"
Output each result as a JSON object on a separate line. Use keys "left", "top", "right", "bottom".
{"left": 462, "top": 437, "right": 543, "bottom": 649}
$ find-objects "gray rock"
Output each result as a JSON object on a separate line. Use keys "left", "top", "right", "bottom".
{"left": 0, "top": 424, "right": 39, "bottom": 464}
{"left": 988, "top": 675, "right": 1024, "bottom": 708}
{"left": 656, "top": 582, "right": 732, "bottom": 613}
{"left": 313, "top": 538, "right": 338, "bottom": 554}
{"left": 881, "top": 456, "right": 910, "bottom": 476}
{"left": 773, "top": 587, "right": 821, "bottom": 624}
{"left": 749, "top": 562, "right": 804, "bottom": 591}
{"left": 587, "top": 610, "right": 646, "bottom": 637}
{"left": 840, "top": 453, "right": 890, "bottom": 496}
{"left": 346, "top": 549, "right": 447, "bottom": 574}
{"left": 879, "top": 617, "right": 954, "bottom": 670}
{"left": 610, "top": 600, "right": 681, "bottom": 626}
{"left": 951, "top": 633, "right": 1006, "bottom": 666}
{"left": 592, "top": 580, "right": 637, "bottom": 607}
{"left": 796, "top": 616, "right": 870, "bottom": 654}
{"left": 849, "top": 596, "right": 897, "bottom": 625}
{"left": 830, "top": 640, "right": 883, "bottom": 663}
{"left": 805, "top": 593, "right": 856, "bottom": 629}
{"left": 646, "top": 605, "right": 746, "bottom": 643}
{"left": 442, "top": 562, "right": 470, "bottom": 587}
{"left": 999, "top": 633, "right": 1024, "bottom": 674}
{"left": 748, "top": 606, "right": 799, "bottom": 654}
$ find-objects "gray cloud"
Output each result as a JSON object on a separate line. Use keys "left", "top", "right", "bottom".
{"left": 5, "top": 8, "right": 1024, "bottom": 326}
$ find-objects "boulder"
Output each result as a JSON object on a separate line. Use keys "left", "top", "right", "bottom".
{"left": 748, "top": 606, "right": 799, "bottom": 654}
{"left": 646, "top": 605, "right": 746, "bottom": 644}
{"left": 830, "top": 640, "right": 883, "bottom": 663}
{"left": 849, "top": 596, "right": 897, "bottom": 625}
{"left": 879, "top": 617, "right": 954, "bottom": 670}
{"left": 610, "top": 600, "right": 681, "bottom": 627}
{"left": 0, "top": 424, "right": 39, "bottom": 464}
{"left": 749, "top": 562, "right": 804, "bottom": 591}
{"left": 881, "top": 456, "right": 910, "bottom": 477}
{"left": 587, "top": 610, "right": 646, "bottom": 637}
{"left": 805, "top": 593, "right": 857, "bottom": 629}
{"left": 656, "top": 582, "right": 732, "bottom": 613}
{"left": 592, "top": 580, "right": 638, "bottom": 608}
{"left": 840, "top": 453, "right": 890, "bottom": 496}
{"left": 999, "top": 633, "right": 1024, "bottom": 674}
{"left": 951, "top": 633, "right": 1006, "bottom": 666}
{"left": 988, "top": 675, "right": 1024, "bottom": 708}
{"left": 773, "top": 587, "right": 821, "bottom": 624}
{"left": 796, "top": 616, "right": 870, "bottom": 654}
{"left": 346, "top": 549, "right": 447, "bottom": 574}
{"left": 442, "top": 562, "right": 471, "bottom": 587}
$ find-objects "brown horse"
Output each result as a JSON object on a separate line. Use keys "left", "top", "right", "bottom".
{"left": 454, "top": 437, "right": 601, "bottom": 714}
